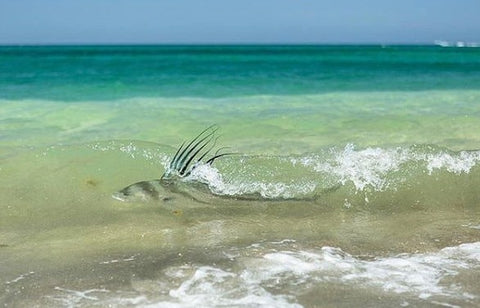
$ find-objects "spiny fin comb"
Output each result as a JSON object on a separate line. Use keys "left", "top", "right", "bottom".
{"left": 164, "top": 125, "right": 233, "bottom": 178}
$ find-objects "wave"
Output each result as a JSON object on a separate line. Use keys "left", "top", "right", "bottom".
{"left": 10, "top": 140, "right": 477, "bottom": 208}
{"left": 182, "top": 144, "right": 480, "bottom": 202}
{"left": 91, "top": 140, "right": 480, "bottom": 208}
{"left": 44, "top": 240, "right": 480, "bottom": 307}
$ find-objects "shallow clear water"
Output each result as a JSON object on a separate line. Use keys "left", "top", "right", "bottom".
{"left": 1, "top": 45, "right": 480, "bottom": 307}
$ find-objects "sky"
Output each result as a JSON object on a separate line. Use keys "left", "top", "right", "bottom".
{"left": 0, "top": 0, "right": 479, "bottom": 45}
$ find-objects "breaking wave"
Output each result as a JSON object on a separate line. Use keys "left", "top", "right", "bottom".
{"left": 183, "top": 144, "right": 480, "bottom": 202}
{"left": 38, "top": 140, "right": 477, "bottom": 207}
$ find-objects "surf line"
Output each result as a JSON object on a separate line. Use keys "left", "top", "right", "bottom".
{"left": 112, "top": 125, "right": 232, "bottom": 202}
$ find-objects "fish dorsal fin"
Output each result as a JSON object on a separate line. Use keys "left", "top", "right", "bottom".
{"left": 162, "top": 125, "right": 234, "bottom": 180}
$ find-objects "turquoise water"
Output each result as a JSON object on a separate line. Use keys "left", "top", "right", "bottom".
{"left": 1, "top": 45, "right": 480, "bottom": 307}
{"left": 2, "top": 45, "right": 480, "bottom": 100}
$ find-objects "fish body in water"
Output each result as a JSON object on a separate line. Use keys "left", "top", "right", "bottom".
{"left": 112, "top": 180, "right": 170, "bottom": 202}
{"left": 113, "top": 125, "right": 231, "bottom": 203}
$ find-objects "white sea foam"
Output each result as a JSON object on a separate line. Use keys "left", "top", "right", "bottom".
{"left": 47, "top": 242, "right": 480, "bottom": 307}
{"left": 46, "top": 287, "right": 110, "bottom": 306}
{"left": 246, "top": 247, "right": 455, "bottom": 299}
{"left": 99, "top": 254, "right": 137, "bottom": 265}
{"left": 89, "top": 140, "right": 171, "bottom": 166}
{"left": 187, "top": 163, "right": 317, "bottom": 199}
{"left": 156, "top": 266, "right": 300, "bottom": 308}
{"left": 302, "top": 145, "right": 480, "bottom": 192}
{"left": 160, "top": 242, "right": 479, "bottom": 306}
{"left": 306, "top": 144, "right": 411, "bottom": 191}
{"left": 5, "top": 271, "right": 35, "bottom": 285}
{"left": 422, "top": 150, "right": 480, "bottom": 175}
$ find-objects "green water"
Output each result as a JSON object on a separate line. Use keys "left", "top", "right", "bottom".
{"left": 1, "top": 45, "right": 480, "bottom": 307}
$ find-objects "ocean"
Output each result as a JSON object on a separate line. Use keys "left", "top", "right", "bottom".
{"left": 1, "top": 45, "right": 480, "bottom": 307}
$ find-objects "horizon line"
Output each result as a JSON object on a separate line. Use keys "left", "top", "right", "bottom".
{"left": 0, "top": 42, "right": 444, "bottom": 47}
